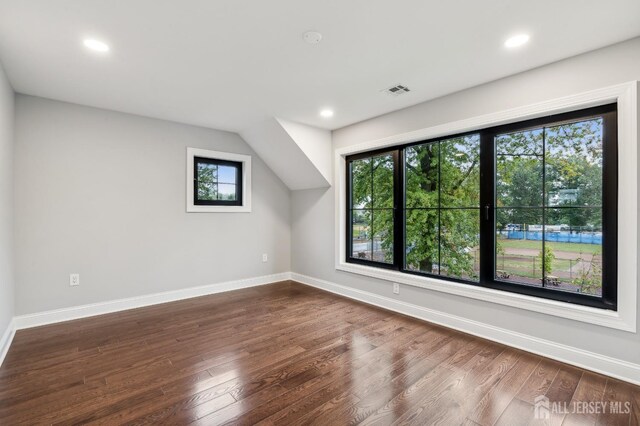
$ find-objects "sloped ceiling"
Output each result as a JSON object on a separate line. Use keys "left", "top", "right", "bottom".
{"left": 240, "top": 118, "right": 331, "bottom": 190}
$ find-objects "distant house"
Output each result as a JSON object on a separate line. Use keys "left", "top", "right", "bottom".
{"left": 548, "top": 188, "right": 579, "bottom": 206}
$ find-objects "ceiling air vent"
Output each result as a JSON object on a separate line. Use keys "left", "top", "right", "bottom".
{"left": 383, "top": 84, "right": 411, "bottom": 96}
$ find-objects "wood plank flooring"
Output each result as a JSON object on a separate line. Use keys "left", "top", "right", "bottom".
{"left": 0, "top": 281, "right": 638, "bottom": 425}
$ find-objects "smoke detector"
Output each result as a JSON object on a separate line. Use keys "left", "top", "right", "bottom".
{"left": 303, "top": 31, "right": 323, "bottom": 44}
{"left": 383, "top": 84, "right": 411, "bottom": 96}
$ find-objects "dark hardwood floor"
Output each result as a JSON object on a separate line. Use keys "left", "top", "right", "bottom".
{"left": 0, "top": 281, "right": 638, "bottom": 425}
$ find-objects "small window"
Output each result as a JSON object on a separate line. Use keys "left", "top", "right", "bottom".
{"left": 194, "top": 157, "right": 242, "bottom": 206}
{"left": 187, "top": 148, "right": 251, "bottom": 213}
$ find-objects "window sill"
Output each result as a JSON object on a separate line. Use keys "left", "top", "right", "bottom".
{"left": 336, "top": 261, "right": 633, "bottom": 332}
{"left": 187, "top": 205, "right": 251, "bottom": 213}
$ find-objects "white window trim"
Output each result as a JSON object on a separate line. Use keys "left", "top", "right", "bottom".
{"left": 335, "top": 81, "right": 638, "bottom": 332}
{"left": 187, "top": 147, "right": 252, "bottom": 213}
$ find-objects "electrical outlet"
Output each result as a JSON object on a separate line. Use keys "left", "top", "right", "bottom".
{"left": 262, "top": 253, "right": 268, "bottom": 263}
{"left": 393, "top": 283, "right": 400, "bottom": 294}
{"left": 70, "top": 273, "right": 80, "bottom": 287}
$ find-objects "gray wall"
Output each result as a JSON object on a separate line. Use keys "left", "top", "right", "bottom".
{"left": 292, "top": 37, "right": 640, "bottom": 364}
{"left": 0, "top": 61, "right": 14, "bottom": 333}
{"left": 14, "top": 96, "right": 291, "bottom": 314}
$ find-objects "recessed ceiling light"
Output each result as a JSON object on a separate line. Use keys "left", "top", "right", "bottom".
{"left": 320, "top": 109, "right": 334, "bottom": 118}
{"left": 83, "top": 39, "right": 110, "bottom": 52}
{"left": 504, "top": 34, "right": 530, "bottom": 48}
{"left": 303, "top": 31, "right": 323, "bottom": 44}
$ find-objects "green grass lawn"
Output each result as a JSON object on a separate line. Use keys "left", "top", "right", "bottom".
{"left": 352, "top": 224, "right": 368, "bottom": 238}
{"left": 498, "top": 238, "right": 601, "bottom": 255}
{"left": 496, "top": 256, "right": 574, "bottom": 280}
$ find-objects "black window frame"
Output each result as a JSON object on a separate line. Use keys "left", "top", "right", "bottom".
{"left": 193, "top": 156, "right": 243, "bottom": 206}
{"left": 346, "top": 103, "right": 617, "bottom": 310}
{"left": 346, "top": 149, "right": 402, "bottom": 270}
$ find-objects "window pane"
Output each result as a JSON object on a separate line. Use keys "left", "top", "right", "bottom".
{"left": 496, "top": 128, "right": 543, "bottom": 156}
{"left": 351, "top": 158, "right": 372, "bottom": 209}
{"left": 545, "top": 118, "right": 603, "bottom": 208}
{"left": 352, "top": 210, "right": 372, "bottom": 260}
{"left": 372, "top": 209, "right": 393, "bottom": 263}
{"left": 440, "top": 209, "right": 479, "bottom": 281}
{"left": 494, "top": 114, "right": 610, "bottom": 299}
{"left": 372, "top": 154, "right": 394, "bottom": 209}
{"left": 496, "top": 129, "right": 543, "bottom": 208}
{"left": 405, "top": 143, "right": 438, "bottom": 209}
{"left": 197, "top": 162, "right": 218, "bottom": 178}
{"left": 495, "top": 208, "right": 543, "bottom": 285}
{"left": 218, "top": 165, "right": 237, "bottom": 184}
{"left": 405, "top": 209, "right": 439, "bottom": 274}
{"left": 496, "top": 155, "right": 543, "bottom": 208}
{"left": 197, "top": 162, "right": 218, "bottom": 200}
{"left": 217, "top": 184, "right": 237, "bottom": 201}
{"left": 197, "top": 183, "right": 217, "bottom": 200}
{"left": 440, "top": 135, "right": 480, "bottom": 208}
{"left": 545, "top": 208, "right": 602, "bottom": 297}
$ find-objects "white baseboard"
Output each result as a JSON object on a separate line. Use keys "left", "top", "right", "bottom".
{"left": 13, "top": 272, "right": 292, "bottom": 330}
{"left": 291, "top": 272, "right": 640, "bottom": 387}
{"left": 0, "top": 318, "right": 16, "bottom": 368}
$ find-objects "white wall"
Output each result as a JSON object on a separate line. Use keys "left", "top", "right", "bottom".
{"left": 0, "top": 61, "right": 14, "bottom": 335}
{"left": 14, "top": 96, "right": 291, "bottom": 315}
{"left": 277, "top": 118, "right": 332, "bottom": 185}
{"left": 292, "top": 37, "right": 640, "bottom": 365}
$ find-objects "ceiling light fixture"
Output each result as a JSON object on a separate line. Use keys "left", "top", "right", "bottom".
{"left": 320, "top": 109, "right": 334, "bottom": 118}
{"left": 504, "top": 34, "right": 530, "bottom": 48}
{"left": 83, "top": 39, "right": 110, "bottom": 52}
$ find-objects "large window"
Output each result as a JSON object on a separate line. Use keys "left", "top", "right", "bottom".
{"left": 346, "top": 104, "right": 617, "bottom": 310}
